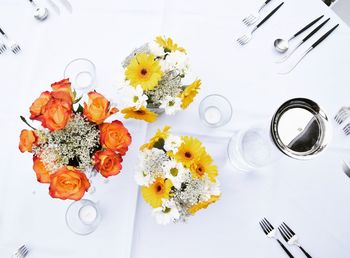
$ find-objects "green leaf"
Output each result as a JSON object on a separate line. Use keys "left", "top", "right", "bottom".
{"left": 76, "top": 104, "right": 84, "bottom": 114}
{"left": 20, "top": 116, "right": 36, "bottom": 130}
{"left": 153, "top": 138, "right": 165, "bottom": 150}
{"left": 73, "top": 96, "right": 83, "bottom": 104}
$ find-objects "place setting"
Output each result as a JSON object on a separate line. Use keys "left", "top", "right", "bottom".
{"left": 237, "top": 0, "right": 341, "bottom": 75}
{"left": 1, "top": 0, "right": 350, "bottom": 257}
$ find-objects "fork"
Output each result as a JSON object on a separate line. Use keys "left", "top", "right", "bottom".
{"left": 0, "top": 27, "right": 21, "bottom": 54}
{"left": 242, "top": 0, "right": 273, "bottom": 26}
{"left": 334, "top": 107, "right": 350, "bottom": 125}
{"left": 278, "top": 222, "right": 312, "bottom": 258}
{"left": 343, "top": 123, "right": 350, "bottom": 135}
{"left": 237, "top": 2, "right": 284, "bottom": 45}
{"left": 259, "top": 218, "right": 294, "bottom": 258}
{"left": 0, "top": 39, "right": 6, "bottom": 54}
{"left": 12, "top": 245, "right": 29, "bottom": 258}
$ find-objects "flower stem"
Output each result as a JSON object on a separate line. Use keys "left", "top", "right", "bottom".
{"left": 20, "top": 116, "right": 37, "bottom": 130}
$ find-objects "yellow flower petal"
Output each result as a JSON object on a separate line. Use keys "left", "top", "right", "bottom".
{"left": 155, "top": 36, "right": 186, "bottom": 53}
{"left": 180, "top": 79, "right": 201, "bottom": 109}
{"left": 140, "top": 126, "right": 171, "bottom": 150}
{"left": 141, "top": 177, "right": 173, "bottom": 208}
{"left": 172, "top": 136, "right": 204, "bottom": 167}
{"left": 125, "top": 53, "right": 163, "bottom": 91}
{"left": 121, "top": 106, "right": 158, "bottom": 123}
{"left": 188, "top": 195, "right": 220, "bottom": 215}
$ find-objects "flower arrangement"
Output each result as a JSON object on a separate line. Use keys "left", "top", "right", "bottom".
{"left": 19, "top": 79, "right": 132, "bottom": 201}
{"left": 135, "top": 126, "right": 220, "bottom": 224}
{"left": 119, "top": 36, "right": 202, "bottom": 122}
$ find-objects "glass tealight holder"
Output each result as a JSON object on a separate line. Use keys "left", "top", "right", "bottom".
{"left": 199, "top": 94, "right": 232, "bottom": 128}
{"left": 65, "top": 199, "right": 101, "bottom": 235}
{"left": 63, "top": 58, "right": 96, "bottom": 92}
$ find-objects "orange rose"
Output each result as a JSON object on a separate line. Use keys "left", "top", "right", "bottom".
{"left": 49, "top": 166, "right": 90, "bottom": 201}
{"left": 33, "top": 156, "right": 50, "bottom": 183}
{"left": 83, "top": 92, "right": 118, "bottom": 124}
{"left": 93, "top": 149, "right": 123, "bottom": 178}
{"left": 19, "top": 129, "right": 38, "bottom": 153}
{"left": 51, "top": 79, "right": 74, "bottom": 100}
{"left": 29, "top": 80, "right": 74, "bottom": 131}
{"left": 41, "top": 97, "right": 72, "bottom": 131}
{"left": 100, "top": 120, "right": 132, "bottom": 155}
{"left": 29, "top": 91, "right": 51, "bottom": 120}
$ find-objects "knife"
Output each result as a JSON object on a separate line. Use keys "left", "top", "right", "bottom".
{"left": 59, "top": 0, "right": 72, "bottom": 13}
{"left": 47, "top": 0, "right": 60, "bottom": 15}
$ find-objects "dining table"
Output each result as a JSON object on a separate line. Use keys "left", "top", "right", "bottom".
{"left": 0, "top": 0, "right": 350, "bottom": 257}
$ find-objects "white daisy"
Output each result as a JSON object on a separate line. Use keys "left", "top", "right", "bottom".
{"left": 163, "top": 50, "right": 189, "bottom": 74}
{"left": 148, "top": 41, "right": 165, "bottom": 57}
{"left": 159, "top": 96, "right": 182, "bottom": 115}
{"left": 152, "top": 199, "right": 180, "bottom": 225}
{"left": 128, "top": 85, "right": 148, "bottom": 109}
{"left": 164, "top": 134, "right": 182, "bottom": 153}
{"left": 134, "top": 169, "right": 153, "bottom": 186}
{"left": 162, "top": 159, "right": 186, "bottom": 189}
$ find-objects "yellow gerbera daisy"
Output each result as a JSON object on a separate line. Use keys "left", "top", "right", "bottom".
{"left": 180, "top": 79, "right": 201, "bottom": 109}
{"left": 141, "top": 177, "right": 173, "bottom": 208}
{"left": 155, "top": 36, "right": 186, "bottom": 53}
{"left": 187, "top": 195, "right": 220, "bottom": 215}
{"left": 121, "top": 106, "right": 158, "bottom": 123}
{"left": 125, "top": 53, "right": 163, "bottom": 91}
{"left": 140, "top": 126, "right": 171, "bottom": 150}
{"left": 190, "top": 151, "right": 218, "bottom": 182}
{"left": 173, "top": 136, "right": 205, "bottom": 167}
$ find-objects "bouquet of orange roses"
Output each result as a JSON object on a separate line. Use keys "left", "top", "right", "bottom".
{"left": 19, "top": 79, "right": 132, "bottom": 201}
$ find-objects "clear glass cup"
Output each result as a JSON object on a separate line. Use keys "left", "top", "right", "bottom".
{"left": 65, "top": 199, "right": 101, "bottom": 235}
{"left": 63, "top": 58, "right": 96, "bottom": 92}
{"left": 227, "top": 127, "right": 281, "bottom": 172}
{"left": 199, "top": 94, "right": 233, "bottom": 128}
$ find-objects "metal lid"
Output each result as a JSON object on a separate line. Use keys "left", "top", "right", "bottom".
{"left": 270, "top": 98, "right": 331, "bottom": 159}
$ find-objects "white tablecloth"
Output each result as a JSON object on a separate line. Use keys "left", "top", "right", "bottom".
{"left": 1, "top": 0, "right": 350, "bottom": 257}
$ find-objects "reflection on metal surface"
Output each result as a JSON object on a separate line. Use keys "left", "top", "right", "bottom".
{"left": 271, "top": 98, "right": 331, "bottom": 159}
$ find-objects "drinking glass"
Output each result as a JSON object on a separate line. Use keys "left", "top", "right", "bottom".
{"left": 227, "top": 127, "right": 280, "bottom": 172}
{"left": 199, "top": 94, "right": 232, "bottom": 128}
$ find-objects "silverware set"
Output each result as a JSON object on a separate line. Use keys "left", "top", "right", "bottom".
{"left": 334, "top": 107, "right": 350, "bottom": 135}
{"left": 237, "top": 2, "right": 284, "bottom": 45}
{"left": 238, "top": 2, "right": 340, "bottom": 74}
{"left": 12, "top": 245, "right": 29, "bottom": 258}
{"left": 260, "top": 218, "right": 312, "bottom": 257}
{"left": 274, "top": 15, "right": 325, "bottom": 54}
{"left": 273, "top": 15, "right": 339, "bottom": 74}
{"left": 0, "top": 27, "right": 21, "bottom": 55}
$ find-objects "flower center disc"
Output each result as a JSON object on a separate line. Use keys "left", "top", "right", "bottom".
{"left": 140, "top": 68, "right": 148, "bottom": 76}
{"left": 185, "top": 152, "right": 192, "bottom": 158}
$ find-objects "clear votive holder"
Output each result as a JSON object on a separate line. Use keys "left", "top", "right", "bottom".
{"left": 65, "top": 199, "right": 101, "bottom": 235}
{"left": 199, "top": 94, "right": 232, "bottom": 128}
{"left": 63, "top": 58, "right": 96, "bottom": 92}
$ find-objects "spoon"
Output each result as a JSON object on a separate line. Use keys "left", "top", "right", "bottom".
{"left": 29, "top": 0, "right": 49, "bottom": 21}
{"left": 274, "top": 15, "right": 324, "bottom": 53}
